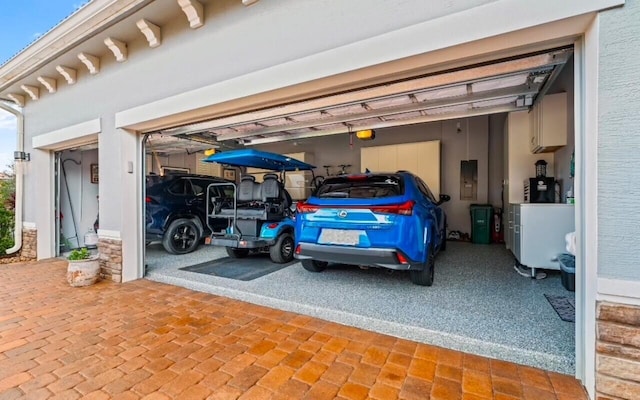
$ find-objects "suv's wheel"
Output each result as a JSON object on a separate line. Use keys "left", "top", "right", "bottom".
{"left": 301, "top": 259, "right": 328, "bottom": 272}
{"left": 162, "top": 218, "right": 200, "bottom": 254}
{"left": 226, "top": 247, "right": 249, "bottom": 258}
{"left": 410, "top": 247, "right": 435, "bottom": 286}
{"left": 269, "top": 232, "right": 294, "bottom": 264}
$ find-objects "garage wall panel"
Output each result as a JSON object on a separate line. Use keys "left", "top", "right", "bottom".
{"left": 258, "top": 115, "right": 489, "bottom": 234}
{"left": 597, "top": 0, "right": 640, "bottom": 281}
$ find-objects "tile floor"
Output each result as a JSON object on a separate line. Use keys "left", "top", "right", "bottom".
{"left": 0, "top": 259, "right": 587, "bottom": 399}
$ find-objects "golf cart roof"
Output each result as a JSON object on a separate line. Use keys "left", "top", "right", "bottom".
{"left": 203, "top": 149, "right": 316, "bottom": 171}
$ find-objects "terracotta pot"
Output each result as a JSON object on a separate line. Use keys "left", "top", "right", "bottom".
{"left": 67, "top": 257, "right": 100, "bottom": 287}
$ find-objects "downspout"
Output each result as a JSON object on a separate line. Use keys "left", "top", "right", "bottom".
{"left": 0, "top": 101, "right": 24, "bottom": 255}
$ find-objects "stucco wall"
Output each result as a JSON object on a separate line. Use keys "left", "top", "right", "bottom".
{"left": 20, "top": 0, "right": 498, "bottom": 233}
{"left": 598, "top": 0, "right": 640, "bottom": 281}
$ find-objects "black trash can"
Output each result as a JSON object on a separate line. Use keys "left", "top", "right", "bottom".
{"left": 558, "top": 253, "right": 576, "bottom": 292}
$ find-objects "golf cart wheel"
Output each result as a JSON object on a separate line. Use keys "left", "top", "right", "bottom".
{"left": 301, "top": 259, "right": 328, "bottom": 272}
{"left": 226, "top": 247, "right": 250, "bottom": 258}
{"left": 269, "top": 232, "right": 294, "bottom": 264}
{"left": 162, "top": 218, "right": 200, "bottom": 255}
{"left": 410, "top": 248, "right": 435, "bottom": 286}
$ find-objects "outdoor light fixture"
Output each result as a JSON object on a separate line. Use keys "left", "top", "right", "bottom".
{"left": 204, "top": 148, "right": 216, "bottom": 156}
{"left": 14, "top": 151, "right": 30, "bottom": 161}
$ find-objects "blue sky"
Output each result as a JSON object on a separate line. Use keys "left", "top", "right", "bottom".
{"left": 0, "top": 0, "right": 84, "bottom": 172}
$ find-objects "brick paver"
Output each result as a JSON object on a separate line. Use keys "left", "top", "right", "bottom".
{"left": 0, "top": 260, "right": 588, "bottom": 399}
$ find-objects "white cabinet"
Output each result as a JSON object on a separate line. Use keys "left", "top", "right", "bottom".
{"left": 361, "top": 140, "right": 441, "bottom": 197}
{"left": 510, "top": 203, "right": 574, "bottom": 272}
{"left": 529, "top": 92, "right": 567, "bottom": 153}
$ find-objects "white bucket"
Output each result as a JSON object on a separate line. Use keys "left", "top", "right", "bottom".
{"left": 84, "top": 232, "right": 99, "bottom": 248}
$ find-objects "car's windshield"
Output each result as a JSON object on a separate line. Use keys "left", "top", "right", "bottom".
{"left": 316, "top": 175, "right": 404, "bottom": 199}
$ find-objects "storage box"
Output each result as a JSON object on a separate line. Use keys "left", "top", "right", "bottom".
{"left": 558, "top": 253, "right": 575, "bottom": 292}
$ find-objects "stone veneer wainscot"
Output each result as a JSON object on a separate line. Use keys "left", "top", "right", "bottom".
{"left": 97, "top": 237, "right": 122, "bottom": 283}
{"left": 596, "top": 302, "right": 640, "bottom": 400}
{"left": 0, "top": 227, "right": 37, "bottom": 264}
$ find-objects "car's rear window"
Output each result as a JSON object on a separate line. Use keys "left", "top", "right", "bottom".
{"left": 315, "top": 175, "right": 404, "bottom": 198}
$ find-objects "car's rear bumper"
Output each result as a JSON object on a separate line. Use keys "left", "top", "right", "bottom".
{"left": 294, "top": 243, "right": 422, "bottom": 271}
{"left": 205, "top": 235, "right": 275, "bottom": 249}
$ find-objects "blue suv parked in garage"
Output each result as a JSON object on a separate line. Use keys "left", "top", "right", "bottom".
{"left": 145, "top": 174, "right": 231, "bottom": 254}
{"left": 294, "top": 172, "right": 449, "bottom": 286}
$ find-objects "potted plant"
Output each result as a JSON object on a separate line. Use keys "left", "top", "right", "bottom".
{"left": 66, "top": 247, "right": 100, "bottom": 287}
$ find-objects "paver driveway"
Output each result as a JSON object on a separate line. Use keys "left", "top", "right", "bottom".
{"left": 0, "top": 260, "right": 587, "bottom": 399}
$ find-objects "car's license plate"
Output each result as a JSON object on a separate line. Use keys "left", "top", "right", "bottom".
{"left": 318, "top": 229, "right": 361, "bottom": 245}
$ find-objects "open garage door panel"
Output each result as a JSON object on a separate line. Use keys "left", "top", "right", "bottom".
{"left": 150, "top": 47, "right": 572, "bottom": 148}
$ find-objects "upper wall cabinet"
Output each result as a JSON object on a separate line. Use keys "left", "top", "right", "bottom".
{"left": 529, "top": 92, "right": 567, "bottom": 153}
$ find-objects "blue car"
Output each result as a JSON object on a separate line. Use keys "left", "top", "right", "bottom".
{"left": 294, "top": 172, "right": 449, "bottom": 286}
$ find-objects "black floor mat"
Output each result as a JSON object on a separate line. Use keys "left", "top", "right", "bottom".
{"left": 179, "top": 256, "right": 297, "bottom": 281}
{"left": 544, "top": 294, "right": 575, "bottom": 322}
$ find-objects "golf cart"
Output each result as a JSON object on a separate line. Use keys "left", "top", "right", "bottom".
{"left": 202, "top": 149, "right": 316, "bottom": 263}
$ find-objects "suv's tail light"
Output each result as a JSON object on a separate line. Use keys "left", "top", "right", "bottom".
{"left": 296, "top": 201, "right": 319, "bottom": 214}
{"left": 369, "top": 200, "right": 414, "bottom": 216}
{"left": 145, "top": 196, "right": 155, "bottom": 204}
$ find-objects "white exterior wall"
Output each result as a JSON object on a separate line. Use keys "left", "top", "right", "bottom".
{"left": 21, "top": 0, "right": 501, "bottom": 237}
{"left": 597, "top": 0, "right": 640, "bottom": 282}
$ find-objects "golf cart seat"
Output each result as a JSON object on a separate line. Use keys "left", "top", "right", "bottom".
{"left": 214, "top": 174, "right": 289, "bottom": 220}
{"left": 262, "top": 173, "right": 292, "bottom": 214}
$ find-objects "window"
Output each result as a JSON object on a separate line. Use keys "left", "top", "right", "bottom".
{"left": 316, "top": 175, "right": 404, "bottom": 199}
{"left": 416, "top": 177, "right": 437, "bottom": 204}
{"left": 168, "top": 179, "right": 192, "bottom": 195}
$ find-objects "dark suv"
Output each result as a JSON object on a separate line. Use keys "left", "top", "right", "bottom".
{"left": 145, "top": 174, "right": 231, "bottom": 254}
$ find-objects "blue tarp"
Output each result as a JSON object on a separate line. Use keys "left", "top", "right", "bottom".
{"left": 202, "top": 149, "right": 315, "bottom": 171}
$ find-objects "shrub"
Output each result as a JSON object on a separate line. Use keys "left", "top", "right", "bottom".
{"left": 0, "top": 168, "right": 15, "bottom": 255}
{"left": 68, "top": 247, "right": 91, "bottom": 261}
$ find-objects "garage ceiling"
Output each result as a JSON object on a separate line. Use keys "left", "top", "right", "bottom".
{"left": 147, "top": 47, "right": 572, "bottom": 155}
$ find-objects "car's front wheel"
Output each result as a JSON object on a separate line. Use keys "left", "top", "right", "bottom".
{"left": 301, "top": 259, "right": 328, "bottom": 272}
{"left": 162, "top": 218, "right": 200, "bottom": 254}
{"left": 269, "top": 232, "right": 294, "bottom": 264}
{"left": 410, "top": 247, "right": 434, "bottom": 286}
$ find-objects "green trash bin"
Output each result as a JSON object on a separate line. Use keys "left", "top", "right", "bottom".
{"left": 470, "top": 204, "right": 493, "bottom": 244}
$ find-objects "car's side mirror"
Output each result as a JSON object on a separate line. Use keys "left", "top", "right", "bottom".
{"left": 437, "top": 194, "right": 451, "bottom": 205}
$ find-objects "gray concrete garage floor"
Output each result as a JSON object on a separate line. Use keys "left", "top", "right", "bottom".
{"left": 145, "top": 241, "right": 575, "bottom": 374}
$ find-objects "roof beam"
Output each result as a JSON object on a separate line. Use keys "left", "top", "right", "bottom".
{"left": 78, "top": 52, "right": 100, "bottom": 75}
{"left": 7, "top": 93, "right": 25, "bottom": 107}
{"left": 104, "top": 37, "right": 128, "bottom": 62}
{"left": 136, "top": 19, "right": 161, "bottom": 48}
{"left": 56, "top": 65, "right": 77, "bottom": 84}
{"left": 20, "top": 85, "right": 39, "bottom": 101}
{"left": 177, "top": 0, "right": 204, "bottom": 29}
{"left": 37, "top": 76, "right": 57, "bottom": 93}
{"left": 216, "top": 84, "right": 540, "bottom": 141}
